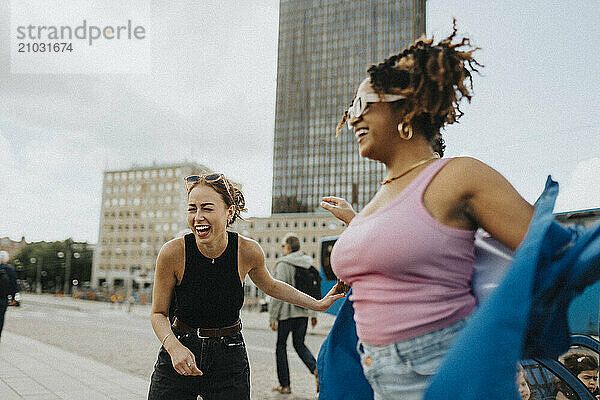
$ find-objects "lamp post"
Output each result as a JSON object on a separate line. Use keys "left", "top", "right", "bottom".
{"left": 58, "top": 249, "right": 80, "bottom": 295}
{"left": 30, "top": 257, "right": 42, "bottom": 294}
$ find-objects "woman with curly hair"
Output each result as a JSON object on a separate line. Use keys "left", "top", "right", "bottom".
{"left": 148, "top": 173, "right": 346, "bottom": 399}
{"left": 321, "top": 22, "right": 534, "bottom": 399}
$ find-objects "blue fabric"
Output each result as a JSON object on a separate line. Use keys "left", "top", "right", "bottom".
{"left": 424, "top": 177, "right": 600, "bottom": 400}
{"left": 317, "top": 290, "right": 374, "bottom": 400}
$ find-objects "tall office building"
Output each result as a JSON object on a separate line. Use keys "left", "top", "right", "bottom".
{"left": 272, "top": 0, "right": 426, "bottom": 213}
{"left": 92, "top": 162, "right": 211, "bottom": 291}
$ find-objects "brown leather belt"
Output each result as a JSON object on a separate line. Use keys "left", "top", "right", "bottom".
{"left": 173, "top": 317, "right": 242, "bottom": 338}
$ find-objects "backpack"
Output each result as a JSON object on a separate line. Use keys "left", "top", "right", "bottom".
{"left": 0, "top": 267, "right": 11, "bottom": 300}
{"left": 293, "top": 265, "right": 322, "bottom": 300}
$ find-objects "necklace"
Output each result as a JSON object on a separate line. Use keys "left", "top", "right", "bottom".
{"left": 380, "top": 154, "right": 440, "bottom": 185}
{"left": 199, "top": 234, "right": 228, "bottom": 264}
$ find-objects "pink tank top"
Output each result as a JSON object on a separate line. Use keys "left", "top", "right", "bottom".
{"left": 330, "top": 158, "right": 476, "bottom": 345}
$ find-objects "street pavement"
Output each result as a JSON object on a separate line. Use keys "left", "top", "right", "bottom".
{"left": 0, "top": 294, "right": 337, "bottom": 399}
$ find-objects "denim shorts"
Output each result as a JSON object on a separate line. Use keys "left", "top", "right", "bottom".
{"left": 357, "top": 317, "right": 468, "bottom": 400}
{"left": 148, "top": 330, "right": 250, "bottom": 400}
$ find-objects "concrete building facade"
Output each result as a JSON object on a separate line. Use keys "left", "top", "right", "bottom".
{"left": 271, "top": 0, "right": 427, "bottom": 214}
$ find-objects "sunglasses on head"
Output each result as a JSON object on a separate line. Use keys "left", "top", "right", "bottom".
{"left": 184, "top": 173, "right": 234, "bottom": 203}
{"left": 346, "top": 92, "right": 406, "bottom": 129}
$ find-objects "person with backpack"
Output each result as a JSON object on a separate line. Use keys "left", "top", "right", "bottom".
{"left": 0, "top": 250, "right": 19, "bottom": 342}
{"left": 269, "top": 233, "right": 320, "bottom": 395}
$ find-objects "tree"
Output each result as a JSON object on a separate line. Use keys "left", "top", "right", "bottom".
{"left": 12, "top": 239, "right": 93, "bottom": 293}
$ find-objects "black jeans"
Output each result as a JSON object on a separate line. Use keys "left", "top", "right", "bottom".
{"left": 276, "top": 317, "right": 316, "bottom": 387}
{"left": 148, "top": 331, "right": 250, "bottom": 400}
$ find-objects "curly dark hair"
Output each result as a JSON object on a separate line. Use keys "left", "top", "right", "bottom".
{"left": 337, "top": 19, "right": 483, "bottom": 157}
{"left": 563, "top": 353, "right": 599, "bottom": 377}
{"left": 187, "top": 175, "right": 247, "bottom": 226}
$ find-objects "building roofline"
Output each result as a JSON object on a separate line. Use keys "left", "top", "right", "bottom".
{"left": 554, "top": 208, "right": 600, "bottom": 218}
{"left": 239, "top": 211, "right": 333, "bottom": 220}
{"left": 104, "top": 162, "right": 211, "bottom": 173}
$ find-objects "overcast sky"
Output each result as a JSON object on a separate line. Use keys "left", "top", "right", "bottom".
{"left": 1, "top": 0, "right": 599, "bottom": 244}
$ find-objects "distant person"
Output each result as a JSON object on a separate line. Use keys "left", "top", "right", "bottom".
{"left": 148, "top": 173, "right": 345, "bottom": 399}
{"left": 320, "top": 23, "right": 535, "bottom": 399}
{"left": 555, "top": 353, "right": 599, "bottom": 400}
{"left": 0, "top": 250, "right": 18, "bottom": 341}
{"left": 516, "top": 365, "right": 533, "bottom": 400}
{"left": 269, "top": 233, "right": 319, "bottom": 395}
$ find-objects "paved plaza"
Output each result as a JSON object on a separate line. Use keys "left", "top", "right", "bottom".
{"left": 0, "top": 332, "right": 148, "bottom": 399}
{"left": 0, "top": 294, "right": 336, "bottom": 399}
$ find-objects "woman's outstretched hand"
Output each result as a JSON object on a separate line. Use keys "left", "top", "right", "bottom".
{"left": 321, "top": 196, "right": 356, "bottom": 225}
{"left": 315, "top": 279, "right": 350, "bottom": 312}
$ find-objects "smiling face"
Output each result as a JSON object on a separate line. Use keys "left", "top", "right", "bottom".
{"left": 186, "top": 184, "right": 234, "bottom": 243}
{"left": 348, "top": 78, "right": 404, "bottom": 161}
{"left": 577, "top": 370, "right": 598, "bottom": 393}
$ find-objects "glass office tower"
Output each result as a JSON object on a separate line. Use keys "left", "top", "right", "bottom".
{"left": 272, "top": 0, "right": 426, "bottom": 213}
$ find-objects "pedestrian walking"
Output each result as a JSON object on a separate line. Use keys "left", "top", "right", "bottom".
{"left": 269, "top": 233, "right": 319, "bottom": 395}
{"left": 0, "top": 250, "right": 19, "bottom": 342}
{"left": 148, "top": 173, "right": 345, "bottom": 400}
{"left": 320, "top": 22, "right": 535, "bottom": 399}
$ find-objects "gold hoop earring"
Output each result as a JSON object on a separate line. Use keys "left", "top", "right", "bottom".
{"left": 398, "top": 123, "right": 413, "bottom": 140}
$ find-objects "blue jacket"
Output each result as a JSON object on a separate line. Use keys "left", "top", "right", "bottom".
{"left": 425, "top": 177, "right": 600, "bottom": 399}
{"left": 316, "top": 290, "right": 373, "bottom": 400}
{"left": 317, "top": 177, "right": 600, "bottom": 400}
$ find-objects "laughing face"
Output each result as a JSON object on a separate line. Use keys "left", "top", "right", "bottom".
{"left": 186, "top": 184, "right": 234, "bottom": 243}
{"left": 348, "top": 78, "right": 404, "bottom": 161}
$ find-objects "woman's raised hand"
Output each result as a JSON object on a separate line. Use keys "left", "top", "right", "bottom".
{"left": 321, "top": 196, "right": 356, "bottom": 225}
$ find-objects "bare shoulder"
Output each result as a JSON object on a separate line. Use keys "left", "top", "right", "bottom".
{"left": 437, "top": 156, "right": 508, "bottom": 193}
{"left": 158, "top": 236, "right": 185, "bottom": 265}
{"left": 237, "top": 234, "right": 265, "bottom": 268}
{"left": 443, "top": 156, "right": 497, "bottom": 176}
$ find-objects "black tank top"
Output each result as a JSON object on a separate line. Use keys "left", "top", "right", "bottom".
{"left": 173, "top": 231, "right": 244, "bottom": 328}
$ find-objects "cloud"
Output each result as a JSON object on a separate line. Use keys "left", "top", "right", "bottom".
{"left": 554, "top": 158, "right": 600, "bottom": 212}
